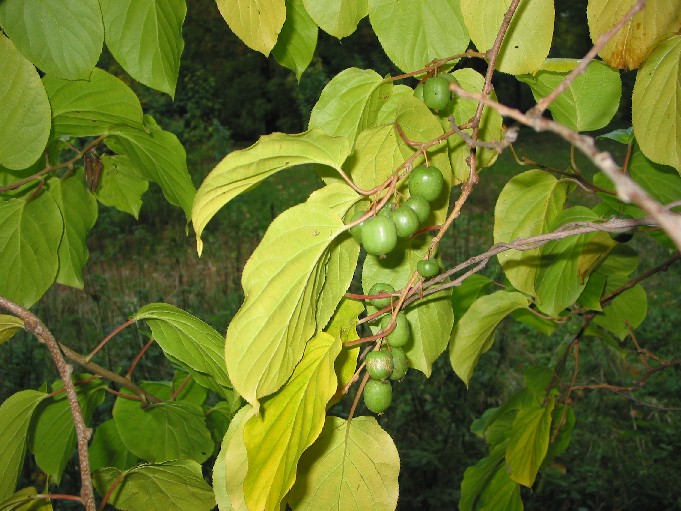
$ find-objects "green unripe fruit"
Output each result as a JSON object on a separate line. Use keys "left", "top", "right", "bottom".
{"left": 423, "top": 76, "right": 451, "bottom": 111}
{"left": 347, "top": 210, "right": 366, "bottom": 243}
{"left": 368, "top": 282, "right": 395, "bottom": 308}
{"left": 389, "top": 347, "right": 408, "bottom": 380}
{"left": 403, "top": 195, "right": 430, "bottom": 223}
{"left": 414, "top": 83, "right": 425, "bottom": 101}
{"left": 366, "top": 350, "right": 394, "bottom": 381}
{"left": 409, "top": 166, "right": 445, "bottom": 202}
{"left": 417, "top": 259, "right": 440, "bottom": 278}
{"left": 361, "top": 216, "right": 398, "bottom": 256}
{"left": 363, "top": 379, "right": 393, "bottom": 413}
{"left": 377, "top": 202, "right": 396, "bottom": 218}
{"left": 381, "top": 312, "right": 410, "bottom": 348}
{"left": 391, "top": 206, "right": 420, "bottom": 237}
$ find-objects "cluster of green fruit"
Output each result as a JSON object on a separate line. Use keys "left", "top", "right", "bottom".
{"left": 414, "top": 74, "right": 456, "bottom": 111}
{"left": 361, "top": 285, "right": 412, "bottom": 414}
{"left": 348, "top": 165, "right": 445, "bottom": 257}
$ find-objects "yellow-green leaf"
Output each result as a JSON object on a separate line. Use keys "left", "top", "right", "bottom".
{"left": 632, "top": 35, "right": 681, "bottom": 171}
{"left": 288, "top": 416, "right": 400, "bottom": 510}
{"left": 303, "top": 0, "right": 367, "bottom": 39}
{"left": 0, "top": 487, "right": 52, "bottom": 511}
{"left": 214, "top": 406, "right": 254, "bottom": 511}
{"left": 225, "top": 203, "right": 350, "bottom": 409}
{"left": 192, "top": 130, "right": 350, "bottom": 255}
{"left": 0, "top": 315, "right": 23, "bottom": 346}
{"left": 243, "top": 332, "right": 341, "bottom": 511}
{"left": 272, "top": 0, "right": 318, "bottom": 79}
{"left": 587, "top": 0, "right": 681, "bottom": 70}
{"left": 461, "top": 0, "right": 554, "bottom": 75}
{"left": 215, "top": 0, "right": 285, "bottom": 56}
{"left": 494, "top": 170, "right": 568, "bottom": 296}
{"left": 450, "top": 291, "right": 530, "bottom": 386}
{"left": 0, "top": 35, "right": 50, "bottom": 170}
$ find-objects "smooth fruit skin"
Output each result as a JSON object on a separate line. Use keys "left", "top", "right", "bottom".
{"left": 409, "top": 165, "right": 445, "bottom": 202}
{"left": 417, "top": 259, "right": 440, "bottom": 278}
{"left": 403, "top": 195, "right": 430, "bottom": 223}
{"left": 361, "top": 216, "right": 398, "bottom": 256}
{"left": 366, "top": 351, "right": 394, "bottom": 381}
{"left": 347, "top": 210, "right": 366, "bottom": 243}
{"left": 423, "top": 76, "right": 451, "bottom": 110}
{"left": 391, "top": 206, "right": 420, "bottom": 237}
{"left": 368, "top": 282, "right": 395, "bottom": 308}
{"left": 389, "top": 347, "right": 408, "bottom": 380}
{"left": 363, "top": 379, "right": 393, "bottom": 413}
{"left": 381, "top": 312, "right": 410, "bottom": 348}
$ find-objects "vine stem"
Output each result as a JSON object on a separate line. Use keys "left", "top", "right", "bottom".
{"left": 0, "top": 297, "right": 96, "bottom": 511}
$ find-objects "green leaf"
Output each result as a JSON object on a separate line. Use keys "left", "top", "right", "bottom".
{"left": 48, "top": 172, "right": 98, "bottom": 289}
{"left": 100, "top": 0, "right": 186, "bottom": 96}
{"left": 632, "top": 35, "right": 681, "bottom": 171}
{"left": 308, "top": 68, "right": 391, "bottom": 145}
{"left": 0, "top": 35, "right": 51, "bottom": 170}
{"left": 534, "top": 207, "right": 604, "bottom": 317}
{"left": 629, "top": 143, "right": 681, "bottom": 204}
{"left": 587, "top": 0, "right": 681, "bottom": 69}
{"left": 506, "top": 396, "right": 555, "bottom": 487}
{"left": 368, "top": 0, "right": 469, "bottom": 72}
{"left": 93, "top": 460, "right": 215, "bottom": 511}
{"left": 43, "top": 68, "right": 144, "bottom": 138}
{"left": 475, "top": 464, "right": 523, "bottom": 511}
{"left": 0, "top": 0, "right": 103, "bottom": 79}
{"left": 192, "top": 130, "right": 350, "bottom": 254}
{"left": 461, "top": 0, "right": 554, "bottom": 75}
{"left": 518, "top": 59, "right": 622, "bottom": 132}
{"left": 132, "top": 303, "right": 231, "bottom": 395}
{"left": 288, "top": 416, "right": 399, "bottom": 510}
{"left": 0, "top": 487, "right": 52, "bottom": 511}
{"left": 106, "top": 115, "right": 195, "bottom": 220}
{"left": 459, "top": 444, "right": 505, "bottom": 511}
{"left": 226, "top": 202, "right": 354, "bottom": 409}
{"left": 0, "top": 315, "right": 23, "bottom": 346}
{"left": 324, "top": 298, "right": 364, "bottom": 392}
{"left": 0, "top": 391, "right": 47, "bottom": 500}
{"left": 306, "top": 183, "right": 363, "bottom": 218}
{"left": 0, "top": 192, "right": 64, "bottom": 308}
{"left": 494, "top": 169, "right": 568, "bottom": 297}
{"left": 445, "top": 68, "right": 504, "bottom": 183}
{"left": 450, "top": 291, "right": 530, "bottom": 385}
{"left": 304, "top": 0, "right": 367, "bottom": 39}
{"left": 272, "top": 0, "right": 318, "bottom": 79}
{"left": 243, "top": 332, "right": 341, "bottom": 510}
{"left": 451, "top": 275, "right": 493, "bottom": 324}
{"left": 598, "top": 127, "right": 634, "bottom": 144}
{"left": 28, "top": 377, "right": 105, "bottom": 483}
{"left": 593, "top": 281, "right": 647, "bottom": 340}
{"left": 363, "top": 238, "right": 454, "bottom": 376}
{"left": 543, "top": 405, "right": 575, "bottom": 468}
{"left": 215, "top": 405, "right": 254, "bottom": 511}
{"left": 88, "top": 419, "right": 138, "bottom": 472}
{"left": 113, "top": 383, "right": 214, "bottom": 463}
{"left": 97, "top": 155, "right": 149, "bottom": 219}
{"left": 215, "top": 0, "right": 286, "bottom": 56}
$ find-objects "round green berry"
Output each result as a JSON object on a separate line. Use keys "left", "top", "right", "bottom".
{"left": 403, "top": 195, "right": 430, "bottom": 224}
{"left": 347, "top": 210, "right": 366, "bottom": 243}
{"left": 409, "top": 166, "right": 445, "bottom": 202}
{"left": 361, "top": 216, "right": 398, "bottom": 256}
{"left": 389, "top": 347, "right": 408, "bottom": 380}
{"left": 423, "top": 75, "right": 451, "bottom": 111}
{"left": 368, "top": 282, "right": 395, "bottom": 308}
{"left": 417, "top": 259, "right": 440, "bottom": 278}
{"left": 391, "top": 206, "right": 420, "bottom": 237}
{"left": 363, "top": 379, "right": 393, "bottom": 413}
{"left": 381, "top": 312, "right": 410, "bottom": 348}
{"left": 366, "top": 350, "right": 394, "bottom": 381}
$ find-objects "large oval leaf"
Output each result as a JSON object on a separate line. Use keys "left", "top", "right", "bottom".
{"left": 215, "top": 0, "right": 285, "bottom": 56}
{"left": 288, "top": 416, "right": 400, "bottom": 510}
{"left": 0, "top": 390, "right": 47, "bottom": 500}
{"left": 461, "top": 0, "right": 554, "bottom": 75}
{"left": 493, "top": 170, "right": 568, "bottom": 296}
{"left": 100, "top": 0, "right": 186, "bottom": 96}
{"left": 632, "top": 35, "right": 681, "bottom": 171}
{"left": 192, "top": 130, "right": 350, "bottom": 254}
{"left": 243, "top": 332, "right": 340, "bottom": 511}
{"left": 518, "top": 59, "right": 622, "bottom": 132}
{"left": 449, "top": 291, "right": 530, "bottom": 385}
{"left": 225, "top": 202, "right": 352, "bottom": 409}
{"left": 303, "top": 0, "right": 367, "bottom": 39}
{"left": 272, "top": 0, "right": 318, "bottom": 80}
{"left": 93, "top": 460, "right": 215, "bottom": 511}
{"left": 215, "top": 406, "right": 254, "bottom": 511}
{"left": 368, "top": 0, "right": 469, "bottom": 72}
{"left": 0, "top": 35, "right": 50, "bottom": 170}
{"left": 587, "top": 0, "right": 681, "bottom": 69}
{"left": 0, "top": 0, "right": 103, "bottom": 79}
{"left": 0, "top": 192, "right": 64, "bottom": 309}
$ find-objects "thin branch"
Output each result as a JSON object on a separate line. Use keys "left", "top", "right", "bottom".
{"left": 86, "top": 318, "right": 136, "bottom": 362}
{"left": 0, "top": 297, "right": 96, "bottom": 511}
